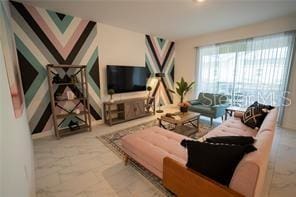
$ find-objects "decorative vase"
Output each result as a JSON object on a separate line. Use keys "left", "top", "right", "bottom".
{"left": 67, "top": 91, "right": 75, "bottom": 100}
{"left": 110, "top": 95, "right": 114, "bottom": 103}
{"left": 180, "top": 106, "right": 188, "bottom": 113}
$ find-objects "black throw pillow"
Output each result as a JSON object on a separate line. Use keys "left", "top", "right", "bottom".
{"left": 181, "top": 139, "right": 257, "bottom": 186}
{"left": 205, "top": 136, "right": 255, "bottom": 145}
{"left": 241, "top": 101, "right": 274, "bottom": 129}
{"left": 256, "top": 102, "right": 274, "bottom": 111}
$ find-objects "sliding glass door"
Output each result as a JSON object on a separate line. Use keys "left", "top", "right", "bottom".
{"left": 197, "top": 32, "right": 295, "bottom": 108}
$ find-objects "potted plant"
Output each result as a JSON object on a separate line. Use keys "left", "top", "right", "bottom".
{"left": 178, "top": 101, "right": 191, "bottom": 113}
{"left": 171, "top": 77, "right": 195, "bottom": 112}
{"left": 108, "top": 89, "right": 115, "bottom": 103}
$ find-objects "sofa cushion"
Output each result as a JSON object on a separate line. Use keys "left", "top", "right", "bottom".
{"left": 212, "top": 94, "right": 228, "bottom": 105}
{"left": 206, "top": 117, "right": 258, "bottom": 138}
{"left": 121, "top": 126, "right": 189, "bottom": 178}
{"left": 181, "top": 139, "right": 257, "bottom": 186}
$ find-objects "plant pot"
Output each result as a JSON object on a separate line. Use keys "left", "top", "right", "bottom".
{"left": 180, "top": 106, "right": 188, "bottom": 113}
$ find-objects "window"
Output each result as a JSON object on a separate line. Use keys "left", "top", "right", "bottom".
{"left": 197, "top": 32, "right": 295, "bottom": 107}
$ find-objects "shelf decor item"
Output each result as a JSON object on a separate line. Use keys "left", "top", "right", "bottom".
{"left": 54, "top": 92, "right": 63, "bottom": 101}
{"left": 68, "top": 120, "right": 80, "bottom": 131}
{"left": 70, "top": 75, "right": 79, "bottom": 83}
{"left": 74, "top": 109, "right": 80, "bottom": 115}
{"left": 47, "top": 64, "right": 92, "bottom": 139}
{"left": 108, "top": 89, "right": 115, "bottom": 103}
{"left": 53, "top": 74, "right": 62, "bottom": 84}
{"left": 66, "top": 91, "right": 75, "bottom": 100}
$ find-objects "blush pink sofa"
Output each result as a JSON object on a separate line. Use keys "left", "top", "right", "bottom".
{"left": 121, "top": 109, "right": 278, "bottom": 197}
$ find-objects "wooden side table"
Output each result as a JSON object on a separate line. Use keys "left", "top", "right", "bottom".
{"left": 224, "top": 106, "right": 247, "bottom": 120}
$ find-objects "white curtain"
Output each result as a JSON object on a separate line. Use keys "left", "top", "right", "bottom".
{"left": 197, "top": 32, "right": 295, "bottom": 108}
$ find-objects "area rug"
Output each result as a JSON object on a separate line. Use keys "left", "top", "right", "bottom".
{"left": 96, "top": 119, "right": 213, "bottom": 196}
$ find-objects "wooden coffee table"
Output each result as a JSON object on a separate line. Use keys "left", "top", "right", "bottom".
{"left": 158, "top": 112, "right": 200, "bottom": 137}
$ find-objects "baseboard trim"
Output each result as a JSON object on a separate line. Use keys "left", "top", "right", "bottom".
{"left": 32, "top": 129, "right": 54, "bottom": 139}
{"left": 31, "top": 119, "right": 105, "bottom": 139}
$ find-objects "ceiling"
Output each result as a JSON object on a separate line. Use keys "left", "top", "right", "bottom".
{"left": 20, "top": 0, "right": 296, "bottom": 40}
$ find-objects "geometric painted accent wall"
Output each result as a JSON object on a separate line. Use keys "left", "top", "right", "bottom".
{"left": 145, "top": 35, "right": 175, "bottom": 105}
{"left": 10, "top": 1, "right": 102, "bottom": 134}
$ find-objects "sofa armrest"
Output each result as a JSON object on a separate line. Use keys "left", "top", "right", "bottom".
{"left": 234, "top": 111, "right": 244, "bottom": 118}
{"left": 211, "top": 103, "right": 230, "bottom": 109}
{"left": 189, "top": 100, "right": 202, "bottom": 105}
{"left": 163, "top": 157, "right": 243, "bottom": 197}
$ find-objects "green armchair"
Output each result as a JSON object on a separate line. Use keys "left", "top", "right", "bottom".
{"left": 188, "top": 93, "right": 230, "bottom": 125}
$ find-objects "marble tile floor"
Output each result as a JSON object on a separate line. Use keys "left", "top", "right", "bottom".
{"left": 34, "top": 108, "right": 296, "bottom": 197}
{"left": 263, "top": 126, "right": 296, "bottom": 197}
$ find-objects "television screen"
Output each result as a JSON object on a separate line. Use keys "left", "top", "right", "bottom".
{"left": 107, "top": 65, "right": 149, "bottom": 93}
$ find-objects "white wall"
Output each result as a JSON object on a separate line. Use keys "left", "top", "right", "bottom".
{"left": 98, "top": 23, "right": 146, "bottom": 102}
{"left": 0, "top": 56, "right": 35, "bottom": 197}
{"left": 0, "top": 2, "right": 35, "bottom": 196}
{"left": 175, "top": 13, "right": 296, "bottom": 130}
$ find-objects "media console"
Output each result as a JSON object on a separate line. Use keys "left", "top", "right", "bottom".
{"left": 103, "top": 97, "right": 155, "bottom": 126}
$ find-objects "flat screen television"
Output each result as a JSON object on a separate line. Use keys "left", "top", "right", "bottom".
{"left": 107, "top": 65, "right": 149, "bottom": 93}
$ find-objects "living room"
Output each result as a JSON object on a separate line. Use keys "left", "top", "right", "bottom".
{"left": 1, "top": 0, "right": 296, "bottom": 197}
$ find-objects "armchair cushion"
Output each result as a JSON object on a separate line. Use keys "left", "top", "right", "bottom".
{"left": 196, "top": 93, "right": 229, "bottom": 106}
{"left": 189, "top": 105, "right": 213, "bottom": 115}
{"left": 189, "top": 93, "right": 230, "bottom": 118}
{"left": 196, "top": 93, "right": 213, "bottom": 105}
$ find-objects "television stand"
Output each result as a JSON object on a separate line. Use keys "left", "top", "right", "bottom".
{"left": 103, "top": 97, "right": 155, "bottom": 126}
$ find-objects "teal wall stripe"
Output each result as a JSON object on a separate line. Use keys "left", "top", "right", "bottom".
{"left": 157, "top": 37, "right": 166, "bottom": 49}
{"left": 146, "top": 39, "right": 160, "bottom": 73}
{"left": 11, "top": 1, "right": 102, "bottom": 134}
{"left": 87, "top": 48, "right": 100, "bottom": 97}
{"left": 15, "top": 35, "right": 47, "bottom": 107}
{"left": 47, "top": 10, "right": 73, "bottom": 33}
{"left": 145, "top": 54, "right": 154, "bottom": 74}
{"left": 145, "top": 35, "right": 175, "bottom": 105}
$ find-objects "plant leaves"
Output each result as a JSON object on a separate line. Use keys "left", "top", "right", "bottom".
{"left": 176, "top": 88, "right": 182, "bottom": 96}
{"left": 175, "top": 77, "right": 195, "bottom": 99}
